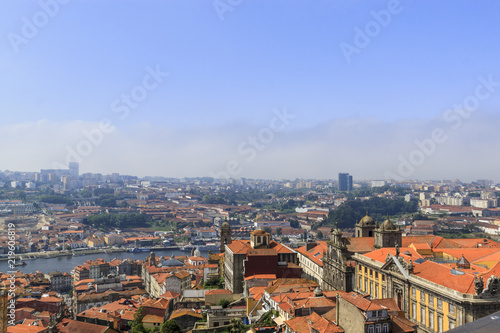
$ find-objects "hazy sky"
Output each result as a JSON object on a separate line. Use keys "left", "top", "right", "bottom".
{"left": 1, "top": 0, "right": 500, "bottom": 182}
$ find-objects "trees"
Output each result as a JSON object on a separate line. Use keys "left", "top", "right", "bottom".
{"left": 161, "top": 320, "right": 181, "bottom": 333}
{"left": 204, "top": 276, "right": 224, "bottom": 289}
{"left": 229, "top": 318, "right": 244, "bottom": 333}
{"left": 83, "top": 213, "right": 150, "bottom": 229}
{"left": 316, "top": 231, "right": 323, "bottom": 239}
{"left": 289, "top": 218, "right": 300, "bottom": 229}
{"left": 325, "top": 197, "right": 419, "bottom": 229}
{"left": 96, "top": 194, "right": 117, "bottom": 207}
{"left": 130, "top": 306, "right": 147, "bottom": 333}
{"left": 218, "top": 298, "right": 230, "bottom": 308}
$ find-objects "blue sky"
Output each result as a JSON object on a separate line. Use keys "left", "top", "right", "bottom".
{"left": 1, "top": 0, "right": 500, "bottom": 181}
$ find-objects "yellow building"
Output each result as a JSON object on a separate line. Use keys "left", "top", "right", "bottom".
{"left": 354, "top": 246, "right": 500, "bottom": 333}
{"left": 104, "top": 234, "right": 124, "bottom": 246}
{"left": 86, "top": 236, "right": 106, "bottom": 248}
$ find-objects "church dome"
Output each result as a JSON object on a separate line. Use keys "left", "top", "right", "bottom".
{"left": 221, "top": 221, "right": 231, "bottom": 229}
{"left": 379, "top": 217, "right": 396, "bottom": 231}
{"left": 359, "top": 213, "right": 375, "bottom": 226}
{"left": 159, "top": 255, "right": 185, "bottom": 267}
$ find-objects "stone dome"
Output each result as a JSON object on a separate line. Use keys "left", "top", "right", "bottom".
{"left": 359, "top": 213, "right": 375, "bottom": 226}
{"left": 159, "top": 255, "right": 185, "bottom": 267}
{"left": 379, "top": 218, "right": 396, "bottom": 231}
{"left": 221, "top": 221, "right": 231, "bottom": 228}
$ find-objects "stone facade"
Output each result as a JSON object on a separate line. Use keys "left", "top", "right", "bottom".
{"left": 323, "top": 228, "right": 355, "bottom": 291}
{"left": 354, "top": 252, "right": 500, "bottom": 333}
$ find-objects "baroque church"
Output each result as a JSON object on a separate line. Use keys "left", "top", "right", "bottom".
{"left": 323, "top": 212, "right": 402, "bottom": 291}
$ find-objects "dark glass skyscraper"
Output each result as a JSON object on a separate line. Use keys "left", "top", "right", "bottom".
{"left": 338, "top": 172, "right": 353, "bottom": 191}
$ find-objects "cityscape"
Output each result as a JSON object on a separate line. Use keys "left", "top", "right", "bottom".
{"left": 2, "top": 1, "right": 500, "bottom": 333}
{"left": 1, "top": 164, "right": 500, "bottom": 332}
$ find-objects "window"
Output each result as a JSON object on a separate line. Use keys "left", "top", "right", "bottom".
{"left": 368, "top": 325, "right": 374, "bottom": 333}
{"left": 412, "top": 288, "right": 416, "bottom": 297}
{"left": 449, "top": 304, "right": 455, "bottom": 315}
{"left": 365, "top": 279, "right": 368, "bottom": 292}
{"left": 375, "top": 324, "right": 381, "bottom": 333}
{"left": 429, "top": 310, "right": 434, "bottom": 329}
{"left": 438, "top": 316, "right": 443, "bottom": 332}
{"left": 370, "top": 282, "right": 373, "bottom": 296}
{"left": 421, "top": 306, "right": 426, "bottom": 325}
{"left": 375, "top": 271, "right": 378, "bottom": 279}
{"left": 359, "top": 277, "right": 362, "bottom": 289}
{"left": 383, "top": 323, "right": 389, "bottom": 333}
{"left": 382, "top": 286, "right": 386, "bottom": 298}
{"left": 370, "top": 269, "right": 373, "bottom": 277}
{"left": 421, "top": 291, "right": 426, "bottom": 302}
{"left": 359, "top": 264, "right": 362, "bottom": 271}
{"left": 375, "top": 283, "right": 379, "bottom": 298}
{"left": 382, "top": 274, "right": 385, "bottom": 281}
{"left": 437, "top": 298, "right": 442, "bottom": 309}
{"left": 449, "top": 321, "right": 455, "bottom": 329}
{"left": 412, "top": 302, "right": 417, "bottom": 320}
{"left": 429, "top": 295, "right": 434, "bottom": 307}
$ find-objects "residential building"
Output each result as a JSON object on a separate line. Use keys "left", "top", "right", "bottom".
{"left": 224, "top": 229, "right": 300, "bottom": 294}
{"left": 296, "top": 241, "right": 326, "bottom": 288}
{"left": 44, "top": 271, "right": 72, "bottom": 293}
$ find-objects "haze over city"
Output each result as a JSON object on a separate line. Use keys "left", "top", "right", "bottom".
{"left": 1, "top": 1, "right": 500, "bottom": 181}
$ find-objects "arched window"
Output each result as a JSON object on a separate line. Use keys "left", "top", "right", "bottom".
{"left": 257, "top": 236, "right": 261, "bottom": 243}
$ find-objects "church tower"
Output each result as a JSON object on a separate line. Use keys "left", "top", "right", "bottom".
{"left": 220, "top": 220, "right": 232, "bottom": 253}
{"left": 323, "top": 225, "right": 355, "bottom": 291}
{"left": 355, "top": 212, "right": 376, "bottom": 237}
{"left": 374, "top": 216, "right": 402, "bottom": 248}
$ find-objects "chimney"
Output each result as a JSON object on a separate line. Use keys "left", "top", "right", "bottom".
{"left": 306, "top": 242, "right": 317, "bottom": 251}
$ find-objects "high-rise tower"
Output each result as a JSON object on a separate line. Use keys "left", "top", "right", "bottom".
{"left": 338, "top": 173, "right": 353, "bottom": 191}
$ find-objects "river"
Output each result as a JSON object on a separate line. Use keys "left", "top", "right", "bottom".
{"left": 0, "top": 249, "right": 209, "bottom": 274}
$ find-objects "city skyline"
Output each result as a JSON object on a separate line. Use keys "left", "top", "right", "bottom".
{"left": 1, "top": 1, "right": 500, "bottom": 182}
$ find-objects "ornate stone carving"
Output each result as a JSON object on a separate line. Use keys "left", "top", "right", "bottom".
{"left": 483, "top": 275, "right": 499, "bottom": 295}
{"left": 474, "top": 276, "right": 484, "bottom": 295}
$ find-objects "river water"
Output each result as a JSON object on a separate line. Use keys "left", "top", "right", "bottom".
{"left": 0, "top": 249, "right": 209, "bottom": 274}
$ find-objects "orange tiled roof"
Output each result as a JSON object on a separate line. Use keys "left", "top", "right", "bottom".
{"left": 205, "top": 289, "right": 231, "bottom": 295}
{"left": 7, "top": 324, "right": 47, "bottom": 333}
{"left": 159, "top": 291, "right": 181, "bottom": 299}
{"left": 226, "top": 240, "right": 252, "bottom": 254}
{"left": 438, "top": 248, "right": 500, "bottom": 263}
{"left": 244, "top": 274, "right": 276, "bottom": 280}
{"left": 297, "top": 241, "right": 328, "bottom": 267}
{"left": 340, "top": 292, "right": 384, "bottom": 312}
{"left": 142, "top": 314, "right": 163, "bottom": 323}
{"left": 450, "top": 238, "right": 500, "bottom": 248}
{"left": 169, "top": 309, "right": 202, "bottom": 319}
{"left": 56, "top": 318, "right": 115, "bottom": 333}
{"left": 285, "top": 312, "right": 343, "bottom": 333}
{"left": 345, "top": 237, "right": 375, "bottom": 253}
{"left": 412, "top": 260, "right": 476, "bottom": 294}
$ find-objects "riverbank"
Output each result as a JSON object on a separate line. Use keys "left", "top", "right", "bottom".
{"left": 0, "top": 246, "right": 182, "bottom": 262}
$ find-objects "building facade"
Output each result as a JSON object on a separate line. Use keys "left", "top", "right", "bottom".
{"left": 354, "top": 248, "right": 500, "bottom": 333}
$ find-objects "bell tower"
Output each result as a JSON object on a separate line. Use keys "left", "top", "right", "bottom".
{"left": 220, "top": 220, "right": 232, "bottom": 253}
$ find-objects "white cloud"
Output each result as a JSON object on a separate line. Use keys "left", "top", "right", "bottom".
{"left": 1, "top": 112, "right": 499, "bottom": 182}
